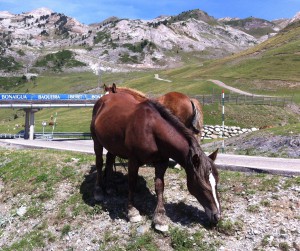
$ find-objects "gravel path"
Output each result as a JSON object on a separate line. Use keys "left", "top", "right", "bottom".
{"left": 154, "top": 74, "right": 172, "bottom": 82}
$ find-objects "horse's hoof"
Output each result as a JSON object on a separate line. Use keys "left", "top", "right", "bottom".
{"left": 155, "top": 224, "right": 169, "bottom": 232}
{"left": 94, "top": 193, "right": 104, "bottom": 202}
{"left": 94, "top": 187, "right": 104, "bottom": 201}
{"left": 130, "top": 214, "right": 142, "bottom": 223}
{"left": 174, "top": 163, "right": 182, "bottom": 170}
{"left": 128, "top": 207, "right": 142, "bottom": 223}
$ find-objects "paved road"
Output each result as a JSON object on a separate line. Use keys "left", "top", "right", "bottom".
{"left": 209, "top": 79, "right": 267, "bottom": 96}
{"left": 1, "top": 138, "right": 299, "bottom": 176}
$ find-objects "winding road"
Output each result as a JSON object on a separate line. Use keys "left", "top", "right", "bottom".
{"left": 153, "top": 76, "right": 265, "bottom": 97}
{"left": 209, "top": 79, "right": 265, "bottom": 96}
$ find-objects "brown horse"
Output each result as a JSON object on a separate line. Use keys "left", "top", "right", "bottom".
{"left": 103, "top": 83, "right": 203, "bottom": 141}
{"left": 91, "top": 92, "right": 220, "bottom": 231}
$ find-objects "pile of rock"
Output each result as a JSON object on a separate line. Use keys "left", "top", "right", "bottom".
{"left": 202, "top": 125, "right": 259, "bottom": 139}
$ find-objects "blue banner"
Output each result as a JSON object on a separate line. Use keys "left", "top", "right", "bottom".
{"left": 0, "top": 93, "right": 102, "bottom": 101}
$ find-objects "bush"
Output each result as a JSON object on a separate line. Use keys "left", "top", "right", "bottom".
{"left": 34, "top": 50, "right": 86, "bottom": 71}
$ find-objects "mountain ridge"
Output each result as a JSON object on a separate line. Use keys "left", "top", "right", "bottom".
{"left": 0, "top": 8, "right": 299, "bottom": 75}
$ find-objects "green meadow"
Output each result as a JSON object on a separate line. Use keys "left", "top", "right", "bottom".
{"left": 0, "top": 21, "right": 300, "bottom": 134}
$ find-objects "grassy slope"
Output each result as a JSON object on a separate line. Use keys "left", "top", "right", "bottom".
{"left": 0, "top": 22, "right": 300, "bottom": 133}
{"left": 190, "top": 21, "right": 300, "bottom": 102}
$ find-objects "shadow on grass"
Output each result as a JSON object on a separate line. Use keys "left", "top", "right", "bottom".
{"left": 80, "top": 164, "right": 211, "bottom": 228}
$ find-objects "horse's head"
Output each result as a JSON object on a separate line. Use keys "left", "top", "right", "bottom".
{"left": 186, "top": 148, "right": 221, "bottom": 224}
{"left": 103, "top": 83, "right": 117, "bottom": 94}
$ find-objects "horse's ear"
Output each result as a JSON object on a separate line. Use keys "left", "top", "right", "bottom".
{"left": 112, "top": 83, "right": 117, "bottom": 93}
{"left": 208, "top": 149, "right": 218, "bottom": 162}
{"left": 103, "top": 84, "right": 107, "bottom": 91}
{"left": 192, "top": 154, "right": 200, "bottom": 168}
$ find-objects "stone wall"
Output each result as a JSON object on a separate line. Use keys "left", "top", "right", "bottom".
{"left": 202, "top": 125, "right": 259, "bottom": 139}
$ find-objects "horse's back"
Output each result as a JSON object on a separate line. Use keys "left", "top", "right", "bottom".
{"left": 92, "top": 93, "right": 160, "bottom": 159}
{"left": 157, "top": 92, "right": 193, "bottom": 127}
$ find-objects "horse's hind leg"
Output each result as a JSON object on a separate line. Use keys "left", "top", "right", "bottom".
{"left": 104, "top": 152, "right": 116, "bottom": 194}
{"left": 127, "top": 159, "right": 142, "bottom": 223}
{"left": 153, "top": 161, "right": 169, "bottom": 232}
{"left": 93, "top": 141, "right": 104, "bottom": 202}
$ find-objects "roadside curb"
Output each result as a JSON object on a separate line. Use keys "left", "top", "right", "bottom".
{"left": 217, "top": 164, "right": 300, "bottom": 177}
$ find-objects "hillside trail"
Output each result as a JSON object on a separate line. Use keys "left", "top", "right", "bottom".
{"left": 153, "top": 77, "right": 265, "bottom": 96}
{"left": 209, "top": 79, "right": 265, "bottom": 96}
{"left": 154, "top": 74, "right": 172, "bottom": 82}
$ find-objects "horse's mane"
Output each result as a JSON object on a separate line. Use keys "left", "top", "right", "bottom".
{"left": 116, "top": 87, "right": 147, "bottom": 100}
{"left": 147, "top": 99, "right": 195, "bottom": 145}
{"left": 147, "top": 99, "right": 213, "bottom": 190}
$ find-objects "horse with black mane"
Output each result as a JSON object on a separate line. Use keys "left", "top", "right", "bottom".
{"left": 90, "top": 92, "right": 221, "bottom": 231}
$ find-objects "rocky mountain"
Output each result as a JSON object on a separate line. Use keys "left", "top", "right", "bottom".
{"left": 0, "top": 8, "right": 298, "bottom": 75}
{"left": 218, "top": 17, "right": 284, "bottom": 41}
{"left": 289, "top": 11, "right": 300, "bottom": 23}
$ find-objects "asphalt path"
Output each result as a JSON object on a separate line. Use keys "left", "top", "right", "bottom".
{"left": 1, "top": 138, "right": 299, "bottom": 176}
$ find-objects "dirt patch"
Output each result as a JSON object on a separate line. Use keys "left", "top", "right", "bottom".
{"left": 203, "top": 132, "right": 300, "bottom": 158}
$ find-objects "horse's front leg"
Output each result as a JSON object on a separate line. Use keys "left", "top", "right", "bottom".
{"left": 127, "top": 159, "right": 142, "bottom": 223}
{"left": 153, "top": 162, "right": 168, "bottom": 232}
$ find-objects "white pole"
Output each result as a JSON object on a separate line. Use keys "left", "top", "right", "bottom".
{"left": 51, "top": 112, "right": 57, "bottom": 137}
{"left": 222, "top": 90, "right": 225, "bottom": 153}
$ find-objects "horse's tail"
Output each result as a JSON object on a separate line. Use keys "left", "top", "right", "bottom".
{"left": 191, "top": 100, "right": 200, "bottom": 134}
{"left": 190, "top": 99, "right": 203, "bottom": 137}
{"left": 90, "top": 98, "right": 105, "bottom": 137}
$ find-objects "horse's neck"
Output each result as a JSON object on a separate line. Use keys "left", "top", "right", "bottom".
{"left": 168, "top": 137, "right": 196, "bottom": 168}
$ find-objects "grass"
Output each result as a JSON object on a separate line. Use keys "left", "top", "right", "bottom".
{"left": 1, "top": 26, "right": 300, "bottom": 133}
{"left": 170, "top": 227, "right": 219, "bottom": 251}
{"left": 0, "top": 55, "right": 23, "bottom": 72}
{"left": 0, "top": 149, "right": 93, "bottom": 208}
{"left": 0, "top": 94, "right": 298, "bottom": 134}
{"left": 0, "top": 23, "right": 299, "bottom": 142}
{"left": 1, "top": 230, "right": 47, "bottom": 251}
{"left": 1, "top": 149, "right": 299, "bottom": 250}
{"left": 126, "top": 233, "right": 157, "bottom": 251}
{"left": 0, "top": 76, "right": 27, "bottom": 91}
{"left": 34, "top": 50, "right": 86, "bottom": 71}
{"left": 217, "top": 219, "right": 243, "bottom": 236}
{"left": 61, "top": 224, "right": 71, "bottom": 237}
{"left": 246, "top": 205, "right": 260, "bottom": 213}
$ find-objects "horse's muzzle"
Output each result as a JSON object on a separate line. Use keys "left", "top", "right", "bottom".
{"left": 213, "top": 213, "right": 221, "bottom": 224}
{"left": 205, "top": 208, "right": 221, "bottom": 224}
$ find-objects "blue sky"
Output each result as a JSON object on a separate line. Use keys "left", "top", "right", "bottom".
{"left": 0, "top": 0, "right": 299, "bottom": 24}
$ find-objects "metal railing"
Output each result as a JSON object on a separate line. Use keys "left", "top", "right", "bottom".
{"left": 192, "top": 93, "right": 293, "bottom": 106}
